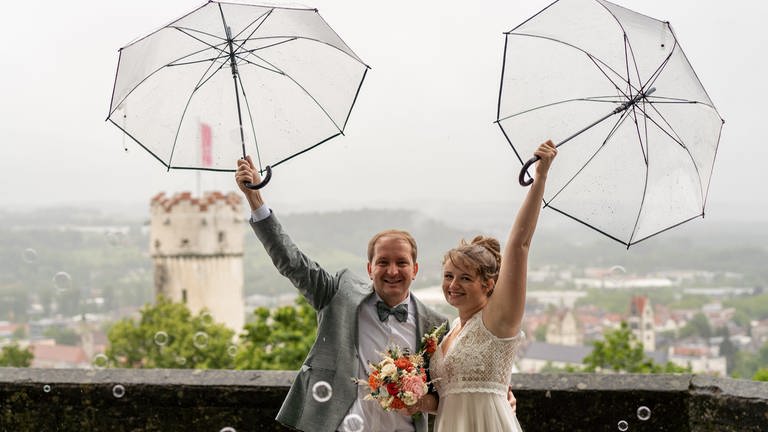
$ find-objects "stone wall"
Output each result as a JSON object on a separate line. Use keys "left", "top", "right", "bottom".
{"left": 1, "top": 368, "right": 766, "bottom": 431}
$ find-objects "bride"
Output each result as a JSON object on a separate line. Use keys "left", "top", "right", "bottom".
{"left": 408, "top": 141, "right": 556, "bottom": 431}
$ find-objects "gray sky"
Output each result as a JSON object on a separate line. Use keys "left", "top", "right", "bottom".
{"left": 1, "top": 0, "right": 765, "bottom": 221}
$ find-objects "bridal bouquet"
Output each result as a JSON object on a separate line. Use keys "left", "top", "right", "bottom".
{"left": 358, "top": 322, "right": 447, "bottom": 411}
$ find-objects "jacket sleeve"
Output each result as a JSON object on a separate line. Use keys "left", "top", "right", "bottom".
{"left": 249, "top": 211, "right": 338, "bottom": 310}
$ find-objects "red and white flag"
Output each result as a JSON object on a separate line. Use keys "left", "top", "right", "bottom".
{"left": 200, "top": 122, "right": 213, "bottom": 167}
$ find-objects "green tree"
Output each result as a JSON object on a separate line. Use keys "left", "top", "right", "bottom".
{"left": 716, "top": 327, "right": 738, "bottom": 375}
{"left": 0, "top": 342, "right": 33, "bottom": 367}
{"left": 583, "top": 322, "right": 690, "bottom": 373}
{"left": 236, "top": 296, "right": 317, "bottom": 370}
{"left": 731, "top": 342, "right": 768, "bottom": 379}
{"left": 105, "top": 296, "right": 235, "bottom": 369}
{"left": 753, "top": 368, "right": 768, "bottom": 381}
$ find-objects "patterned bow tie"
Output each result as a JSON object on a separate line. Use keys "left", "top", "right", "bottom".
{"left": 376, "top": 301, "right": 408, "bottom": 323}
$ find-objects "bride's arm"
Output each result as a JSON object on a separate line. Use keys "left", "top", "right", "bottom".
{"left": 484, "top": 141, "right": 556, "bottom": 338}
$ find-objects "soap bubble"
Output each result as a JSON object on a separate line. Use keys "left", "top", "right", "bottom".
{"left": 53, "top": 272, "right": 72, "bottom": 291}
{"left": 311, "top": 381, "right": 332, "bottom": 402}
{"left": 340, "top": 414, "right": 364, "bottom": 432}
{"left": 93, "top": 353, "right": 109, "bottom": 369}
{"left": 193, "top": 331, "right": 209, "bottom": 349}
{"left": 22, "top": 248, "right": 38, "bottom": 264}
{"left": 637, "top": 406, "right": 651, "bottom": 421}
{"left": 154, "top": 331, "right": 169, "bottom": 346}
{"left": 112, "top": 384, "right": 126, "bottom": 398}
{"left": 617, "top": 420, "right": 628, "bottom": 431}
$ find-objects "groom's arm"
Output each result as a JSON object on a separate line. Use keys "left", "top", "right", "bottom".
{"left": 250, "top": 210, "right": 338, "bottom": 310}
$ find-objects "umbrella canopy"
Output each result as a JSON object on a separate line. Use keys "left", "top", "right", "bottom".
{"left": 108, "top": 0, "right": 369, "bottom": 187}
{"left": 496, "top": 0, "right": 723, "bottom": 247}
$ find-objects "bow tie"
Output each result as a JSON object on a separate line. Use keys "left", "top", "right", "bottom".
{"left": 376, "top": 301, "right": 408, "bottom": 323}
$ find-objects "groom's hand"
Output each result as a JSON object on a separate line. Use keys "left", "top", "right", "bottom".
{"left": 508, "top": 386, "right": 517, "bottom": 413}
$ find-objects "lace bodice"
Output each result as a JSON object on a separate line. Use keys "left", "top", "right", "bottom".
{"left": 430, "top": 311, "right": 525, "bottom": 397}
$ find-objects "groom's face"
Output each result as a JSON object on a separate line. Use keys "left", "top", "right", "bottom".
{"left": 367, "top": 236, "right": 419, "bottom": 307}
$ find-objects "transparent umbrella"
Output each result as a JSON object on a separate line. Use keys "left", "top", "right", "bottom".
{"left": 496, "top": 0, "right": 724, "bottom": 247}
{"left": 107, "top": 0, "right": 369, "bottom": 189}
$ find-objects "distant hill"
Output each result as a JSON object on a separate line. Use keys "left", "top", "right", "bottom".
{"left": 2, "top": 204, "right": 766, "bottom": 308}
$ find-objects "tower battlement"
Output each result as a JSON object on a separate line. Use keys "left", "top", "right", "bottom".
{"left": 149, "top": 191, "right": 245, "bottom": 257}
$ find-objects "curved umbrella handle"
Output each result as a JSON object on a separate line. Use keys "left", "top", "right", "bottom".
{"left": 518, "top": 155, "right": 540, "bottom": 186}
{"left": 243, "top": 165, "right": 272, "bottom": 190}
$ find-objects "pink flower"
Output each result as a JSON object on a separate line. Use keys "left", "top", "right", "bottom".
{"left": 400, "top": 374, "right": 427, "bottom": 399}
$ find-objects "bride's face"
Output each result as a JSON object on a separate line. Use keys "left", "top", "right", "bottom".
{"left": 442, "top": 261, "right": 492, "bottom": 311}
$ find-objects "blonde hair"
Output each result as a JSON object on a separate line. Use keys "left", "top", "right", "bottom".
{"left": 367, "top": 229, "right": 418, "bottom": 262}
{"left": 443, "top": 236, "right": 502, "bottom": 285}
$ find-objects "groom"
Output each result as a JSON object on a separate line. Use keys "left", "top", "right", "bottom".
{"left": 236, "top": 156, "right": 448, "bottom": 432}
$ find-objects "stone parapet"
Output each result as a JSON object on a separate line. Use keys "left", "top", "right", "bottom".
{"left": 1, "top": 369, "right": 766, "bottom": 431}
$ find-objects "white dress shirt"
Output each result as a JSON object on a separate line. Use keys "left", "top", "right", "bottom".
{"left": 345, "top": 293, "right": 417, "bottom": 432}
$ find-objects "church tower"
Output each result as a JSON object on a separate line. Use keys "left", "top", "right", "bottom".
{"left": 149, "top": 191, "right": 245, "bottom": 333}
{"left": 629, "top": 296, "right": 655, "bottom": 351}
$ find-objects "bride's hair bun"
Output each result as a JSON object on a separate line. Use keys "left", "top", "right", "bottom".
{"left": 470, "top": 236, "right": 501, "bottom": 268}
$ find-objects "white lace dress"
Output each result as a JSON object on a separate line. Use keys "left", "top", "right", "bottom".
{"left": 430, "top": 311, "right": 525, "bottom": 432}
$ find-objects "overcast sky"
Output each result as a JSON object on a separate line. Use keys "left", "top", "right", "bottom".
{"left": 1, "top": 0, "right": 765, "bottom": 221}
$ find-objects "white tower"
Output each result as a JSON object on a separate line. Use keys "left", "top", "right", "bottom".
{"left": 149, "top": 191, "right": 245, "bottom": 333}
{"left": 629, "top": 296, "right": 655, "bottom": 351}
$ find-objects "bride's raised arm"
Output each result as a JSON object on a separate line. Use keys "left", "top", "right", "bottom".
{"left": 484, "top": 140, "right": 557, "bottom": 338}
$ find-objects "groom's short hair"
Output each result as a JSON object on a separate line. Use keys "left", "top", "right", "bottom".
{"left": 367, "top": 229, "right": 418, "bottom": 262}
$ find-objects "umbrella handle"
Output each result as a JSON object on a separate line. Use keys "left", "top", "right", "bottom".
{"left": 519, "top": 155, "right": 540, "bottom": 186}
{"left": 244, "top": 165, "right": 273, "bottom": 190}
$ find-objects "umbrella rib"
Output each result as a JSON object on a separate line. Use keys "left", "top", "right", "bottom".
{"left": 270, "top": 132, "right": 343, "bottom": 170}
{"left": 170, "top": 26, "right": 227, "bottom": 43}
{"left": 167, "top": 44, "right": 236, "bottom": 169}
{"left": 240, "top": 35, "right": 369, "bottom": 66}
{"left": 231, "top": 55, "right": 284, "bottom": 75}
{"left": 108, "top": 118, "right": 170, "bottom": 170}
{"left": 545, "top": 204, "right": 630, "bottom": 248}
{"left": 626, "top": 106, "right": 651, "bottom": 245}
{"left": 629, "top": 213, "right": 705, "bottom": 247}
{"left": 496, "top": 33, "right": 510, "bottom": 121}
{"left": 342, "top": 66, "right": 369, "bottom": 131}
{"left": 230, "top": 9, "right": 276, "bottom": 67}
{"left": 109, "top": 40, "right": 228, "bottom": 117}
{"left": 596, "top": 0, "right": 645, "bottom": 99}
{"left": 584, "top": 53, "right": 634, "bottom": 100}
{"left": 245, "top": 52, "right": 344, "bottom": 132}
{"left": 496, "top": 96, "right": 626, "bottom": 123}
{"left": 234, "top": 72, "right": 265, "bottom": 171}
{"left": 507, "top": 33, "right": 634, "bottom": 92}
{"left": 547, "top": 109, "right": 634, "bottom": 204}
{"left": 633, "top": 101, "right": 709, "bottom": 207}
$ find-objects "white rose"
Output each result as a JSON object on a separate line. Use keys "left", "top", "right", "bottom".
{"left": 401, "top": 391, "right": 416, "bottom": 406}
{"left": 380, "top": 395, "right": 393, "bottom": 409}
{"left": 381, "top": 363, "right": 398, "bottom": 379}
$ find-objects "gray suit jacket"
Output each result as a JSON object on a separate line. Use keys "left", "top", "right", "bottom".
{"left": 251, "top": 213, "right": 448, "bottom": 432}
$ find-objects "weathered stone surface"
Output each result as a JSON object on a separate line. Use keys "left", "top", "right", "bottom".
{"left": 1, "top": 369, "right": 766, "bottom": 431}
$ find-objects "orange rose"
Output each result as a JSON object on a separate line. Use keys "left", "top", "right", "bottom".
{"left": 368, "top": 370, "right": 381, "bottom": 390}
{"left": 389, "top": 397, "right": 405, "bottom": 410}
{"left": 395, "top": 357, "right": 413, "bottom": 371}
{"left": 424, "top": 338, "right": 437, "bottom": 354}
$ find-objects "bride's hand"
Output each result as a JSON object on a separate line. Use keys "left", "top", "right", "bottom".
{"left": 402, "top": 394, "right": 438, "bottom": 416}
